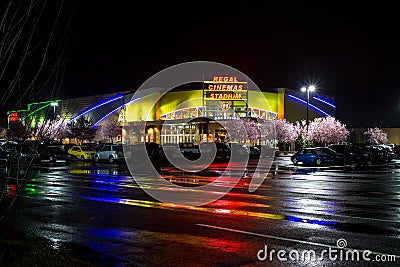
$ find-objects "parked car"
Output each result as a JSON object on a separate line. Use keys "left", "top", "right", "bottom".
{"left": 203, "top": 141, "right": 231, "bottom": 161}
{"left": 393, "top": 145, "right": 400, "bottom": 159}
{"left": 94, "top": 142, "right": 113, "bottom": 152}
{"left": 67, "top": 145, "right": 96, "bottom": 161}
{"left": 2, "top": 142, "right": 41, "bottom": 164}
{"left": 228, "top": 142, "right": 249, "bottom": 159}
{"left": 124, "top": 143, "right": 163, "bottom": 161}
{"left": 23, "top": 140, "right": 42, "bottom": 150}
{"left": 373, "top": 144, "right": 397, "bottom": 162}
{"left": 160, "top": 143, "right": 183, "bottom": 160}
{"left": 328, "top": 144, "right": 373, "bottom": 167}
{"left": 291, "top": 148, "right": 335, "bottom": 166}
{"left": 83, "top": 142, "right": 98, "bottom": 151}
{"left": 314, "top": 147, "right": 346, "bottom": 165}
{"left": 145, "top": 142, "right": 164, "bottom": 160}
{"left": 94, "top": 144, "right": 124, "bottom": 163}
{"left": 248, "top": 145, "right": 261, "bottom": 159}
{"left": 0, "top": 146, "right": 11, "bottom": 164}
{"left": 161, "top": 142, "right": 231, "bottom": 161}
{"left": 39, "top": 143, "right": 70, "bottom": 163}
{"left": 178, "top": 142, "right": 200, "bottom": 160}
{"left": 352, "top": 143, "right": 387, "bottom": 164}
{"left": 64, "top": 144, "right": 77, "bottom": 152}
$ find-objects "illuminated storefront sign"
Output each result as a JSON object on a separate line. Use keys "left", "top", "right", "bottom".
{"left": 209, "top": 93, "right": 243, "bottom": 100}
{"left": 202, "top": 76, "right": 249, "bottom": 119}
{"left": 203, "top": 76, "right": 247, "bottom": 101}
{"left": 207, "top": 84, "right": 244, "bottom": 90}
{"left": 212, "top": 76, "right": 240, "bottom": 82}
{"left": 8, "top": 112, "right": 19, "bottom": 122}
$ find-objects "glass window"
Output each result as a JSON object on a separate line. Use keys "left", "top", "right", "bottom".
{"left": 183, "top": 109, "right": 190, "bottom": 118}
{"left": 175, "top": 111, "right": 182, "bottom": 119}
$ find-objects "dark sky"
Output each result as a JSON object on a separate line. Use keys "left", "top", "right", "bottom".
{"left": 61, "top": 2, "right": 400, "bottom": 128}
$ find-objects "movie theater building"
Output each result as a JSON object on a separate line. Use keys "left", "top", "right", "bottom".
{"left": 122, "top": 81, "right": 282, "bottom": 145}
{"left": 6, "top": 76, "right": 336, "bottom": 144}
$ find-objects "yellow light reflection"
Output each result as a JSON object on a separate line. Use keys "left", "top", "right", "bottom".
{"left": 116, "top": 197, "right": 285, "bottom": 221}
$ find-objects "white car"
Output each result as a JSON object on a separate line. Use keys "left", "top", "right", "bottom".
{"left": 94, "top": 144, "right": 124, "bottom": 163}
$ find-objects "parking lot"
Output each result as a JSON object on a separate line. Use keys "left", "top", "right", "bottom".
{"left": 1, "top": 150, "right": 400, "bottom": 266}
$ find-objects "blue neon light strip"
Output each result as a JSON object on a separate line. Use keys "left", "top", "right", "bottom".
{"left": 312, "top": 96, "right": 336, "bottom": 108}
{"left": 68, "top": 94, "right": 124, "bottom": 122}
{"left": 92, "top": 97, "right": 141, "bottom": 127}
{"left": 288, "top": 94, "right": 331, "bottom": 117}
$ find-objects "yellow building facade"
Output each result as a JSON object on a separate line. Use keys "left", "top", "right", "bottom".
{"left": 122, "top": 89, "right": 283, "bottom": 145}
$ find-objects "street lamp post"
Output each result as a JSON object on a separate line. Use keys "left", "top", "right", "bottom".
{"left": 301, "top": 85, "right": 316, "bottom": 132}
{"left": 50, "top": 102, "right": 58, "bottom": 119}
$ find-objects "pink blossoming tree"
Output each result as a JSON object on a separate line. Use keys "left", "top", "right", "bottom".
{"left": 293, "top": 120, "right": 312, "bottom": 149}
{"left": 32, "top": 115, "right": 68, "bottom": 141}
{"left": 100, "top": 118, "right": 121, "bottom": 143}
{"left": 222, "top": 118, "right": 261, "bottom": 145}
{"left": 274, "top": 118, "right": 297, "bottom": 151}
{"left": 308, "top": 117, "right": 349, "bottom": 146}
{"left": 363, "top": 127, "right": 387, "bottom": 144}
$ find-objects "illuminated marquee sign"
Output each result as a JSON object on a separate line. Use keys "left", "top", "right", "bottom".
{"left": 204, "top": 76, "right": 247, "bottom": 101}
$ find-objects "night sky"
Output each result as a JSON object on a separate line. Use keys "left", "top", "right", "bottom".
{"left": 61, "top": 2, "right": 400, "bottom": 128}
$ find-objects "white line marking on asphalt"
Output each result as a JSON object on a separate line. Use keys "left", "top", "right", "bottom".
{"left": 196, "top": 223, "right": 400, "bottom": 259}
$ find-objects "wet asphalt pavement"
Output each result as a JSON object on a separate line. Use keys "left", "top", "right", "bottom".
{"left": 1, "top": 157, "right": 400, "bottom": 266}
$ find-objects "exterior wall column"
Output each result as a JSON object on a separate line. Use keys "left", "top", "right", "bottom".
{"left": 277, "top": 88, "right": 285, "bottom": 119}
{"left": 155, "top": 91, "right": 161, "bottom": 120}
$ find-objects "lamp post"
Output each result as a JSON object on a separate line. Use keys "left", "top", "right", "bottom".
{"left": 50, "top": 102, "right": 58, "bottom": 119}
{"left": 300, "top": 85, "right": 316, "bottom": 131}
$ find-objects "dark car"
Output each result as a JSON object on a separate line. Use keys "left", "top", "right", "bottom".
{"left": 202, "top": 142, "right": 231, "bottom": 161}
{"left": 39, "top": 143, "right": 70, "bottom": 163}
{"left": 124, "top": 143, "right": 163, "bottom": 161}
{"left": 328, "top": 144, "right": 373, "bottom": 167}
{"left": 314, "top": 147, "right": 346, "bottom": 165}
{"left": 161, "top": 142, "right": 232, "bottom": 161}
{"left": 0, "top": 147, "right": 11, "bottom": 164}
{"left": 373, "top": 144, "right": 397, "bottom": 162}
{"left": 83, "top": 142, "right": 98, "bottom": 151}
{"left": 161, "top": 142, "right": 198, "bottom": 160}
{"left": 393, "top": 145, "right": 400, "bottom": 158}
{"left": 248, "top": 146, "right": 261, "bottom": 159}
{"left": 291, "top": 148, "right": 335, "bottom": 166}
{"left": 146, "top": 142, "right": 164, "bottom": 160}
{"left": 352, "top": 143, "right": 387, "bottom": 164}
{"left": 2, "top": 142, "right": 41, "bottom": 164}
{"left": 178, "top": 142, "right": 201, "bottom": 160}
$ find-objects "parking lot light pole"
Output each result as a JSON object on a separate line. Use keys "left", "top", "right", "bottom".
{"left": 301, "top": 85, "right": 316, "bottom": 132}
{"left": 50, "top": 102, "right": 59, "bottom": 119}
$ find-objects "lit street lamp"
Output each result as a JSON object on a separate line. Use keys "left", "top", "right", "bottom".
{"left": 50, "top": 102, "right": 59, "bottom": 119}
{"left": 301, "top": 85, "right": 316, "bottom": 131}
